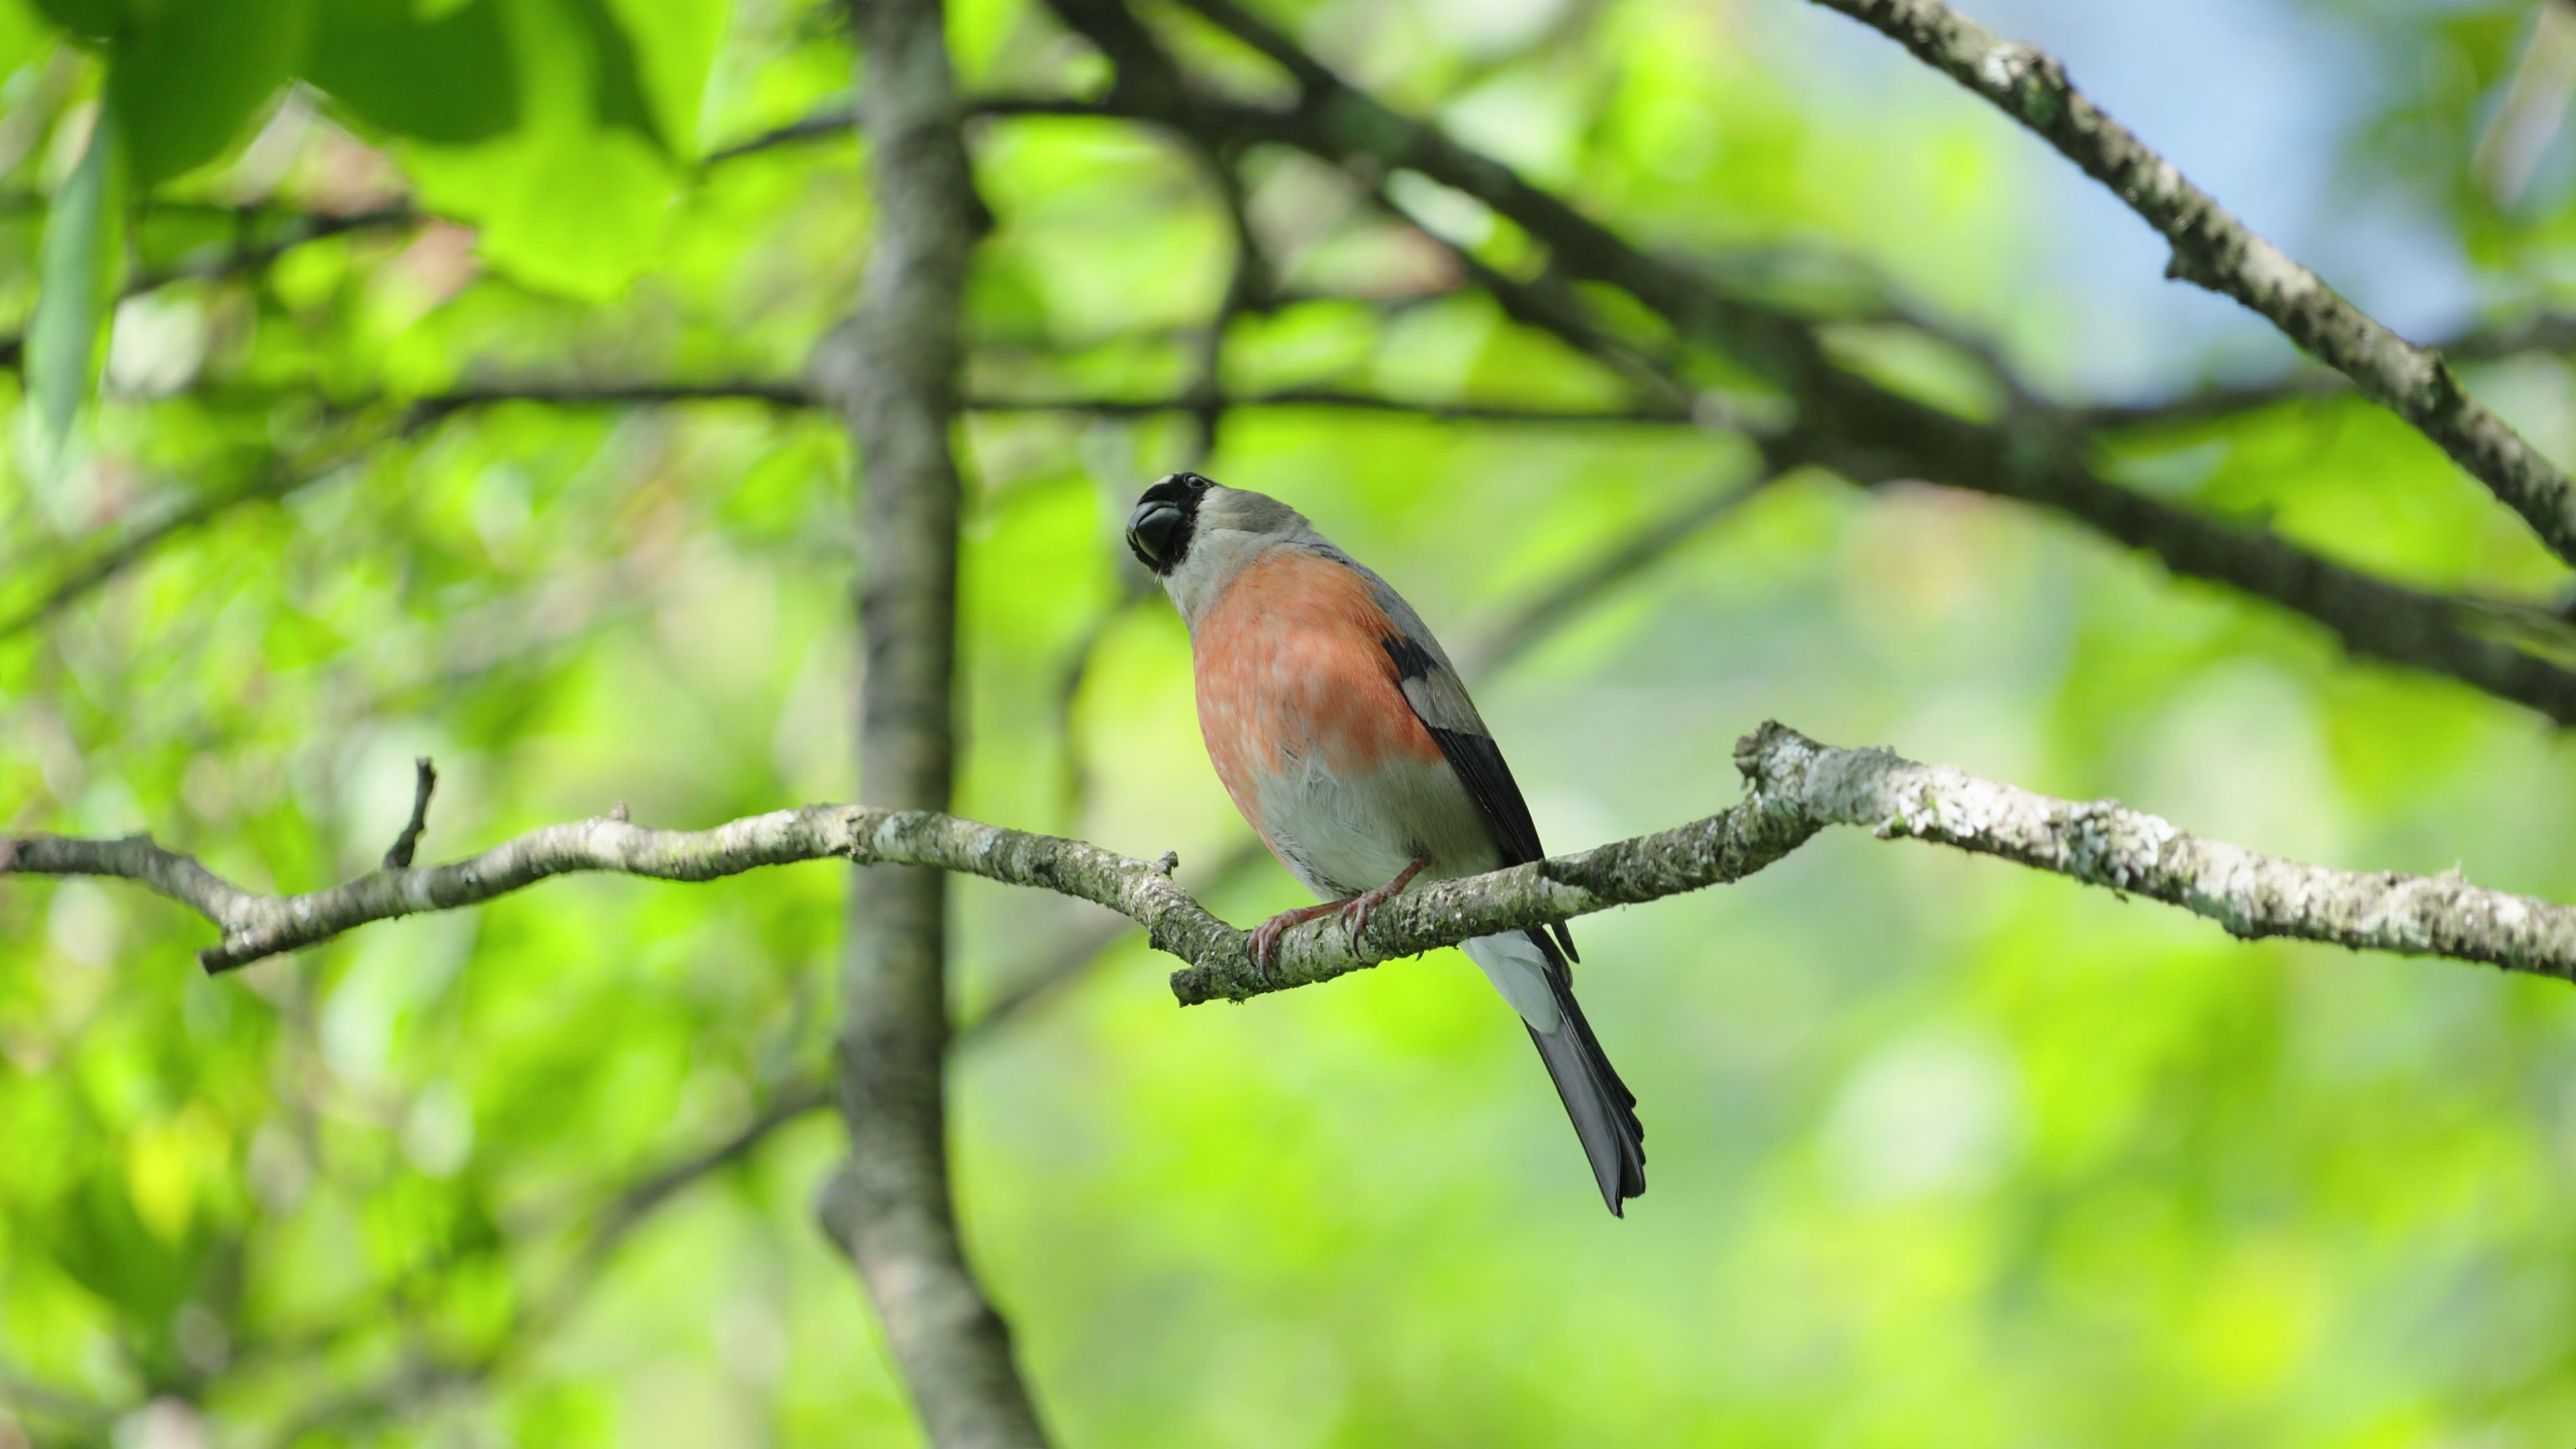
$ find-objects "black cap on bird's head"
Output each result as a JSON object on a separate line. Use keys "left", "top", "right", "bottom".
{"left": 1126, "top": 471, "right": 1214, "bottom": 575}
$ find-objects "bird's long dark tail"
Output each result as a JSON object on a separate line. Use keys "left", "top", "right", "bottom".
{"left": 1464, "top": 928, "right": 1646, "bottom": 1215}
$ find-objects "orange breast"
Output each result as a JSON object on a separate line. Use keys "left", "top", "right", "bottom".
{"left": 1192, "top": 547, "right": 1442, "bottom": 837}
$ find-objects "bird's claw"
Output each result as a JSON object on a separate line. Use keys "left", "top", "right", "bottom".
{"left": 1246, "top": 916, "right": 1286, "bottom": 978}
{"left": 1246, "top": 902, "right": 1336, "bottom": 979}
{"left": 1336, "top": 859, "right": 1425, "bottom": 954}
{"left": 1337, "top": 894, "right": 1376, "bottom": 951}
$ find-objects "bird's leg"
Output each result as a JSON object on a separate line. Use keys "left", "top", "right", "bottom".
{"left": 1337, "top": 855, "right": 1428, "bottom": 951}
{"left": 1246, "top": 857, "right": 1431, "bottom": 973}
{"left": 1248, "top": 900, "right": 1344, "bottom": 976}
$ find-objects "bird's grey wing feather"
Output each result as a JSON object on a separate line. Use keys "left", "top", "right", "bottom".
{"left": 1354, "top": 567, "right": 1577, "bottom": 963}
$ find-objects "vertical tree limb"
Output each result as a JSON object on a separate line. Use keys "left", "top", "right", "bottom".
{"left": 817, "top": 1, "right": 1053, "bottom": 1444}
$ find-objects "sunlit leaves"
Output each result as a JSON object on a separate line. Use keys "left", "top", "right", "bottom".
{"left": 304, "top": 0, "right": 523, "bottom": 146}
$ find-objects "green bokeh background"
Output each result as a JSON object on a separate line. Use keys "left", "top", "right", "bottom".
{"left": 5, "top": 0, "right": 2576, "bottom": 1444}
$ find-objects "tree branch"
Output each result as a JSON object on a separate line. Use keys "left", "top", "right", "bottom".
{"left": 1464, "top": 472, "right": 1774, "bottom": 673}
{"left": 1805, "top": 0, "right": 2576, "bottom": 569}
{"left": 968, "top": 387, "right": 1690, "bottom": 425}
{"left": 401, "top": 378, "right": 1693, "bottom": 428}
{"left": 3, "top": 372, "right": 1689, "bottom": 661}
{"left": 817, "top": 0, "right": 1054, "bottom": 1444}
{"left": 12, "top": 723, "right": 2575, "bottom": 1007}
{"left": 0, "top": 203, "right": 425, "bottom": 370}
{"left": 1036, "top": 0, "right": 2576, "bottom": 724}
{"left": 701, "top": 95, "right": 1119, "bottom": 166}
{"left": 0, "top": 445, "right": 365, "bottom": 645}
{"left": 380, "top": 757, "right": 437, "bottom": 869}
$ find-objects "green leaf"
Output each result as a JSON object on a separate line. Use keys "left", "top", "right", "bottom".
{"left": 305, "top": 0, "right": 663, "bottom": 152}
{"left": 0, "top": 1, "right": 59, "bottom": 77}
{"left": 104, "top": 0, "right": 314, "bottom": 188}
{"left": 598, "top": 0, "right": 722, "bottom": 154}
{"left": 403, "top": 123, "right": 674, "bottom": 301}
{"left": 44, "top": 1169, "right": 201, "bottom": 1324}
{"left": 564, "top": 0, "right": 666, "bottom": 153}
{"left": 382, "top": 0, "right": 683, "bottom": 302}
{"left": 23, "top": 0, "right": 119, "bottom": 44}
{"left": 29, "top": 103, "right": 120, "bottom": 455}
{"left": 305, "top": 0, "right": 520, "bottom": 145}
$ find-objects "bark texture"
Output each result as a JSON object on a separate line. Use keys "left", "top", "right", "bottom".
{"left": 16, "top": 724, "right": 2575, "bottom": 1006}
{"left": 818, "top": 0, "right": 1051, "bottom": 1444}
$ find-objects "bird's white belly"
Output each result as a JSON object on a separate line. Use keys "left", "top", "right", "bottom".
{"left": 1252, "top": 751, "right": 1497, "bottom": 900}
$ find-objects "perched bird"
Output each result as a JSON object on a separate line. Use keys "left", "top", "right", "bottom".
{"left": 1126, "top": 472, "right": 1646, "bottom": 1215}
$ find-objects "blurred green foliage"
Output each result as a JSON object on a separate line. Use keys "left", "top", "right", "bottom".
{"left": 3, "top": 0, "right": 2576, "bottom": 1446}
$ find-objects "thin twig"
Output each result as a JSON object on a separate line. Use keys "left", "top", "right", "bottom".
{"left": 1466, "top": 472, "right": 1776, "bottom": 674}
{"left": 381, "top": 759, "right": 437, "bottom": 869}
{"left": 699, "top": 95, "right": 1117, "bottom": 167}
{"left": 965, "top": 387, "right": 1693, "bottom": 425}
{"left": 0, "top": 452, "right": 354, "bottom": 643}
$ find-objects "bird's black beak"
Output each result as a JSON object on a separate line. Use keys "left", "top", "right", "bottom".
{"left": 1127, "top": 498, "right": 1185, "bottom": 572}
{"left": 1126, "top": 472, "right": 1211, "bottom": 575}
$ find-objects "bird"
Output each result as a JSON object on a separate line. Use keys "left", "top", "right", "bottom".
{"left": 1125, "top": 470, "right": 1646, "bottom": 1215}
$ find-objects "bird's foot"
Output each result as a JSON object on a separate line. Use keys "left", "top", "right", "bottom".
{"left": 1337, "top": 857, "right": 1428, "bottom": 952}
{"left": 1247, "top": 901, "right": 1342, "bottom": 977}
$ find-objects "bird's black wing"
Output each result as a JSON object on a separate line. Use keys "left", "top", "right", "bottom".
{"left": 1371, "top": 590, "right": 1580, "bottom": 964}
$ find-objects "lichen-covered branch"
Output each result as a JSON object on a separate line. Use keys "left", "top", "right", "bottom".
{"left": 12, "top": 723, "right": 2575, "bottom": 1008}
{"left": 1805, "top": 0, "right": 2576, "bottom": 569}
{"left": 1177, "top": 721, "right": 2576, "bottom": 999}
{"left": 0, "top": 806, "right": 1236, "bottom": 973}
{"left": 1736, "top": 722, "right": 2576, "bottom": 980}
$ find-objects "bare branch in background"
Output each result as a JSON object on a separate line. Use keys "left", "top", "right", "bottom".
{"left": 1464, "top": 472, "right": 1776, "bottom": 675}
{"left": 967, "top": 388, "right": 1693, "bottom": 425}
{"left": 1805, "top": 0, "right": 2576, "bottom": 569}
{"left": 0, "top": 203, "right": 425, "bottom": 370}
{"left": 701, "top": 94, "right": 1119, "bottom": 166}
{"left": 0, "top": 445, "right": 364, "bottom": 644}
{"left": 1179, "top": 139, "right": 1274, "bottom": 464}
{"left": 702, "top": 105, "right": 860, "bottom": 165}
{"left": 0, "top": 379, "right": 1694, "bottom": 663}
{"left": 402, "top": 378, "right": 1693, "bottom": 427}
{"left": 1033, "top": 0, "right": 2576, "bottom": 724}
{"left": 406, "top": 379, "right": 816, "bottom": 424}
